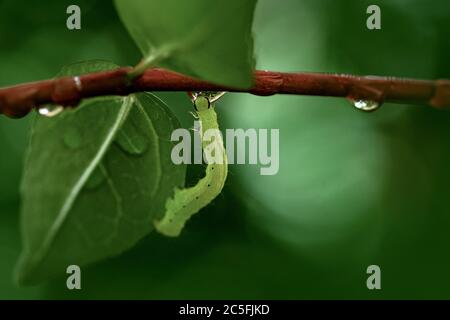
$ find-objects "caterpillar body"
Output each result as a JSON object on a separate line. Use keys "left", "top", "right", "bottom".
{"left": 154, "top": 93, "right": 228, "bottom": 237}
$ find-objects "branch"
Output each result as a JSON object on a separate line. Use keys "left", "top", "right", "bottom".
{"left": 0, "top": 67, "right": 449, "bottom": 118}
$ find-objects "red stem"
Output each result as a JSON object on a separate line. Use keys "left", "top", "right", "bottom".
{"left": 0, "top": 67, "right": 449, "bottom": 118}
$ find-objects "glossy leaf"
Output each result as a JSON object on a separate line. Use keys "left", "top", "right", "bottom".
{"left": 16, "top": 61, "right": 185, "bottom": 285}
{"left": 114, "top": 0, "right": 257, "bottom": 88}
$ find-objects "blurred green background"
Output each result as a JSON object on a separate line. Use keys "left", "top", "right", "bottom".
{"left": 1, "top": 0, "right": 450, "bottom": 299}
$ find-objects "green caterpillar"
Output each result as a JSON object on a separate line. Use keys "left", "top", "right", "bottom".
{"left": 154, "top": 92, "right": 228, "bottom": 237}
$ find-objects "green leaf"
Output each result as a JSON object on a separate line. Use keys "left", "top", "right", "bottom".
{"left": 114, "top": 0, "right": 257, "bottom": 88}
{"left": 16, "top": 61, "right": 185, "bottom": 285}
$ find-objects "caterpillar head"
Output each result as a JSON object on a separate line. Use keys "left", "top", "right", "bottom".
{"left": 190, "top": 91, "right": 226, "bottom": 112}
{"left": 194, "top": 95, "right": 211, "bottom": 112}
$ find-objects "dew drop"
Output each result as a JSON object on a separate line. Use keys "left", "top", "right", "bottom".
{"left": 63, "top": 127, "right": 83, "bottom": 149}
{"left": 38, "top": 105, "right": 64, "bottom": 117}
{"left": 84, "top": 166, "right": 106, "bottom": 190}
{"left": 115, "top": 132, "right": 148, "bottom": 156}
{"left": 352, "top": 99, "right": 381, "bottom": 112}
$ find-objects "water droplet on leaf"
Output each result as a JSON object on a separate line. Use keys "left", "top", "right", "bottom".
{"left": 352, "top": 99, "right": 381, "bottom": 112}
{"left": 38, "top": 105, "right": 64, "bottom": 117}
{"left": 115, "top": 132, "right": 148, "bottom": 156}
{"left": 84, "top": 166, "right": 106, "bottom": 190}
{"left": 63, "top": 127, "right": 83, "bottom": 149}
